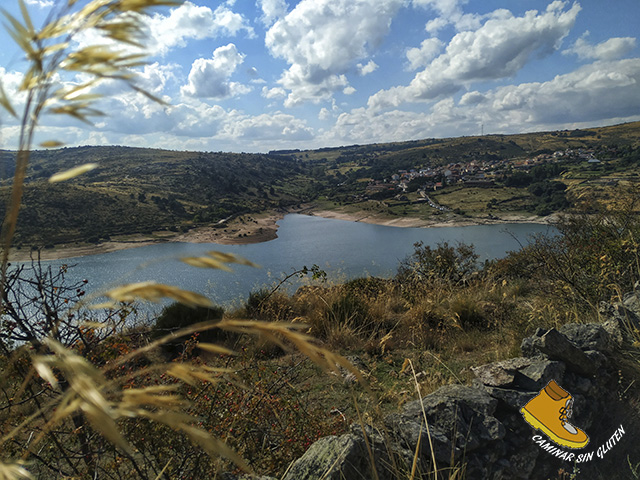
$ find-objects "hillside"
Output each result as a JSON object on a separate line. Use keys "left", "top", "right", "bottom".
{"left": 1, "top": 121, "right": 640, "bottom": 248}
{"left": 0, "top": 146, "right": 317, "bottom": 247}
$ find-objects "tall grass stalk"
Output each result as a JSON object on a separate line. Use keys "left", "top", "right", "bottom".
{"left": 0, "top": 2, "right": 361, "bottom": 478}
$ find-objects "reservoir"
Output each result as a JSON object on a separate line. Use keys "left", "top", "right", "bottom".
{"left": 37, "top": 214, "right": 555, "bottom": 309}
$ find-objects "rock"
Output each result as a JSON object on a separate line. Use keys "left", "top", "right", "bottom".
{"left": 623, "top": 288, "right": 640, "bottom": 316}
{"left": 517, "top": 360, "right": 565, "bottom": 391}
{"left": 526, "top": 328, "right": 597, "bottom": 376}
{"left": 471, "top": 357, "right": 532, "bottom": 387}
{"left": 520, "top": 328, "right": 547, "bottom": 358}
{"left": 386, "top": 385, "right": 505, "bottom": 466}
{"left": 480, "top": 386, "right": 536, "bottom": 411}
{"left": 558, "top": 323, "right": 613, "bottom": 352}
{"left": 282, "top": 434, "right": 370, "bottom": 480}
{"left": 599, "top": 301, "right": 640, "bottom": 347}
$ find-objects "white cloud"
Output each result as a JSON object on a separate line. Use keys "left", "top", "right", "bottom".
{"left": 265, "top": 0, "right": 404, "bottom": 107}
{"left": 257, "top": 0, "right": 288, "bottom": 26}
{"left": 181, "top": 44, "right": 249, "bottom": 99}
{"left": 328, "top": 58, "right": 640, "bottom": 145}
{"left": 137, "top": 62, "right": 181, "bottom": 95}
{"left": 318, "top": 108, "right": 331, "bottom": 121}
{"left": 25, "top": 0, "right": 53, "bottom": 7}
{"left": 412, "top": 0, "right": 483, "bottom": 33}
{"left": 564, "top": 32, "right": 637, "bottom": 61}
{"left": 485, "top": 59, "right": 640, "bottom": 126}
{"left": 75, "top": 2, "right": 255, "bottom": 57}
{"left": 261, "top": 86, "right": 287, "bottom": 99}
{"left": 145, "top": 2, "right": 255, "bottom": 55}
{"left": 369, "top": 2, "right": 581, "bottom": 109}
{"left": 425, "top": 17, "right": 448, "bottom": 35}
{"left": 357, "top": 60, "right": 378, "bottom": 76}
{"left": 220, "top": 112, "right": 314, "bottom": 141}
{"left": 406, "top": 38, "right": 444, "bottom": 70}
{"left": 343, "top": 86, "right": 356, "bottom": 95}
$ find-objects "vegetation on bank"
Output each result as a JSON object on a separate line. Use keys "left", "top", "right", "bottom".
{"left": 2, "top": 188, "right": 640, "bottom": 478}
{"left": 2, "top": 122, "right": 640, "bottom": 248}
{"left": 1, "top": 1, "right": 639, "bottom": 478}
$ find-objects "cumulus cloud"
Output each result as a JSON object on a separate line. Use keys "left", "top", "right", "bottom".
{"left": 486, "top": 59, "right": 640, "bottom": 125}
{"left": 265, "top": 0, "right": 404, "bottom": 107}
{"left": 220, "top": 112, "right": 314, "bottom": 141}
{"left": 357, "top": 60, "right": 378, "bottom": 76}
{"left": 369, "top": 1, "right": 581, "bottom": 109}
{"left": 328, "top": 58, "right": 640, "bottom": 145}
{"left": 406, "top": 38, "right": 444, "bottom": 70}
{"left": 412, "top": 0, "right": 483, "bottom": 33}
{"left": 181, "top": 44, "right": 249, "bottom": 99}
{"left": 564, "top": 32, "right": 637, "bottom": 61}
{"left": 74, "top": 2, "right": 254, "bottom": 57}
{"left": 261, "top": 86, "right": 287, "bottom": 99}
{"left": 145, "top": 2, "right": 254, "bottom": 56}
{"left": 258, "top": 0, "right": 288, "bottom": 26}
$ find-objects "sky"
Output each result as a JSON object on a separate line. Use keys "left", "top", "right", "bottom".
{"left": 0, "top": 0, "right": 639, "bottom": 153}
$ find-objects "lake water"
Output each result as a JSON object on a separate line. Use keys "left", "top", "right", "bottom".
{"left": 40, "top": 214, "right": 555, "bottom": 309}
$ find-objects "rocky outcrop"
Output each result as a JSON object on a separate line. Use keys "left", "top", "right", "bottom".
{"left": 277, "top": 295, "right": 640, "bottom": 480}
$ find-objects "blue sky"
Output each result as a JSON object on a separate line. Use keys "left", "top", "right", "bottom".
{"left": 1, "top": 0, "right": 639, "bottom": 152}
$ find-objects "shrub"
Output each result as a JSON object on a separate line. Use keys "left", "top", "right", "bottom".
{"left": 246, "top": 288, "right": 294, "bottom": 321}
{"left": 152, "top": 302, "right": 226, "bottom": 356}
{"left": 326, "top": 292, "right": 372, "bottom": 334}
{"left": 343, "top": 276, "right": 390, "bottom": 299}
{"left": 397, "top": 241, "right": 479, "bottom": 299}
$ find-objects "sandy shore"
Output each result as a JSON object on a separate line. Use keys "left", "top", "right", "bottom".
{"left": 8, "top": 206, "right": 552, "bottom": 261}
{"left": 307, "top": 208, "right": 553, "bottom": 228}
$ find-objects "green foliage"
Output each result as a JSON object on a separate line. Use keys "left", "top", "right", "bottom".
{"left": 344, "top": 276, "right": 390, "bottom": 299}
{"left": 152, "top": 301, "right": 226, "bottom": 355}
{"left": 397, "top": 241, "right": 480, "bottom": 294}
{"left": 523, "top": 204, "right": 640, "bottom": 309}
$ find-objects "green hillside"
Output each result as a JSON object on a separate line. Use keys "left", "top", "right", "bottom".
{"left": 0, "top": 146, "right": 324, "bottom": 247}
{"left": 2, "top": 121, "right": 640, "bottom": 247}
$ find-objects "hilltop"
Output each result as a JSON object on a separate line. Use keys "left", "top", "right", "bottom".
{"left": 2, "top": 121, "right": 639, "bottom": 253}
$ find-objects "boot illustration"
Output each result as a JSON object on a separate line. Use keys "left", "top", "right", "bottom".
{"left": 520, "top": 380, "right": 589, "bottom": 449}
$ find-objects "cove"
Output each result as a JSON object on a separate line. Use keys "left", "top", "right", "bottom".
{"left": 42, "top": 214, "right": 555, "bottom": 308}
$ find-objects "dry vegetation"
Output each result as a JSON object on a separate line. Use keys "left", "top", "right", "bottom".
{"left": 1, "top": 1, "right": 640, "bottom": 479}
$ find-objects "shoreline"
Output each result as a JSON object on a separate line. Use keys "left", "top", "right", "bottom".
{"left": 8, "top": 207, "right": 553, "bottom": 262}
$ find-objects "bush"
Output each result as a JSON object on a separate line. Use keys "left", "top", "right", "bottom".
{"left": 397, "top": 241, "right": 479, "bottom": 295}
{"left": 246, "top": 288, "right": 294, "bottom": 321}
{"left": 152, "top": 302, "right": 226, "bottom": 356}
{"left": 326, "top": 292, "right": 372, "bottom": 334}
{"left": 343, "top": 276, "right": 390, "bottom": 299}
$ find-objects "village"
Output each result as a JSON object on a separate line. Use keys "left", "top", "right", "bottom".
{"left": 365, "top": 147, "right": 603, "bottom": 198}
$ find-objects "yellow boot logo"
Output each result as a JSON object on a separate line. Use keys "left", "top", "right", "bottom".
{"left": 520, "top": 380, "right": 590, "bottom": 449}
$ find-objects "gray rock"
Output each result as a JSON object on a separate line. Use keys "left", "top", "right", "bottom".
{"left": 471, "top": 357, "right": 532, "bottom": 387}
{"left": 521, "top": 328, "right": 547, "bottom": 358}
{"left": 481, "top": 385, "right": 536, "bottom": 411}
{"left": 282, "top": 434, "right": 370, "bottom": 480}
{"left": 516, "top": 360, "right": 565, "bottom": 391}
{"left": 623, "top": 289, "right": 640, "bottom": 316}
{"left": 558, "top": 323, "right": 613, "bottom": 352}
{"left": 599, "top": 301, "right": 640, "bottom": 347}
{"left": 527, "top": 328, "right": 597, "bottom": 376}
{"left": 386, "top": 385, "right": 505, "bottom": 465}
